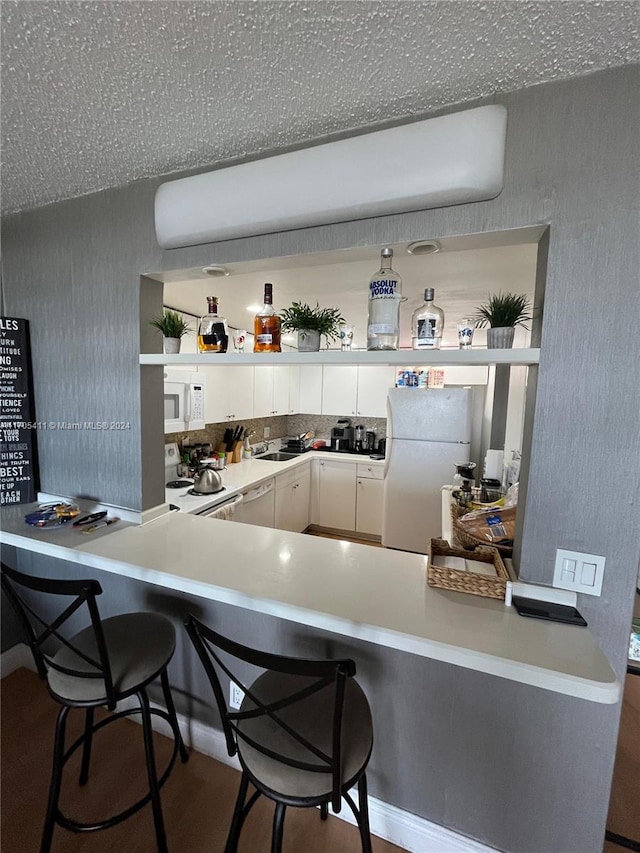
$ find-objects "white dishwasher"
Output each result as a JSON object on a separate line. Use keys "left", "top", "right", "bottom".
{"left": 232, "top": 479, "right": 275, "bottom": 527}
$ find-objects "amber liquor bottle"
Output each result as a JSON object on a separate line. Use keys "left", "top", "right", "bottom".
{"left": 198, "top": 296, "right": 228, "bottom": 353}
{"left": 253, "top": 283, "right": 281, "bottom": 352}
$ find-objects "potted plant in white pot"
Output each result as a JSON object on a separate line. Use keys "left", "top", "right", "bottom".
{"left": 473, "top": 292, "right": 533, "bottom": 349}
{"left": 150, "top": 309, "right": 191, "bottom": 354}
{"left": 280, "top": 301, "right": 345, "bottom": 352}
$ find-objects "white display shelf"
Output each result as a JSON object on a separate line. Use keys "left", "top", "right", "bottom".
{"left": 140, "top": 348, "right": 540, "bottom": 367}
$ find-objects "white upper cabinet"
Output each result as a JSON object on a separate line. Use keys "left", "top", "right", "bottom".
{"left": 254, "top": 365, "right": 292, "bottom": 417}
{"left": 321, "top": 366, "right": 358, "bottom": 416}
{"left": 355, "top": 366, "right": 396, "bottom": 418}
{"left": 202, "top": 365, "right": 254, "bottom": 423}
{"left": 321, "top": 365, "right": 394, "bottom": 418}
{"left": 297, "top": 365, "right": 323, "bottom": 415}
{"left": 288, "top": 365, "right": 301, "bottom": 414}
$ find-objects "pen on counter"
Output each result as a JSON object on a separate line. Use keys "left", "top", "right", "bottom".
{"left": 73, "top": 511, "right": 108, "bottom": 527}
{"left": 80, "top": 518, "right": 119, "bottom": 534}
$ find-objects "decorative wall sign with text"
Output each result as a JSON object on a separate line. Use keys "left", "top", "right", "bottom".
{"left": 0, "top": 317, "right": 39, "bottom": 505}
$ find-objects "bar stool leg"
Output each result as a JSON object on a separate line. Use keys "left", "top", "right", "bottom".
{"left": 357, "top": 774, "right": 373, "bottom": 853}
{"left": 160, "top": 668, "right": 189, "bottom": 763}
{"left": 271, "top": 802, "right": 286, "bottom": 853}
{"left": 138, "top": 689, "right": 168, "bottom": 853}
{"left": 224, "top": 771, "right": 249, "bottom": 853}
{"left": 320, "top": 802, "right": 329, "bottom": 821}
{"left": 79, "top": 707, "right": 95, "bottom": 786}
{"left": 40, "top": 706, "right": 70, "bottom": 853}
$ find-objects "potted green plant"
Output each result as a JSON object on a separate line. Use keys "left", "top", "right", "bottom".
{"left": 472, "top": 292, "right": 532, "bottom": 349}
{"left": 279, "top": 301, "right": 345, "bottom": 352}
{"left": 149, "top": 309, "right": 191, "bottom": 354}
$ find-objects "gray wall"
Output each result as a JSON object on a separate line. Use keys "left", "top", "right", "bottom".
{"left": 2, "top": 182, "right": 166, "bottom": 511}
{"left": 2, "top": 67, "right": 639, "bottom": 852}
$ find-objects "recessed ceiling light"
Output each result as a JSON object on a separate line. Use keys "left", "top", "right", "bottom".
{"left": 202, "top": 265, "right": 230, "bottom": 277}
{"left": 406, "top": 240, "right": 441, "bottom": 255}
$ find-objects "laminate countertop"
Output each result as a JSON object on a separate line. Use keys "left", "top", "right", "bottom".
{"left": 0, "top": 500, "right": 619, "bottom": 705}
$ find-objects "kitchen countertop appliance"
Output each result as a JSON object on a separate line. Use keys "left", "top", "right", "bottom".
{"left": 354, "top": 425, "right": 366, "bottom": 453}
{"left": 330, "top": 418, "right": 354, "bottom": 452}
{"left": 365, "top": 430, "right": 376, "bottom": 452}
{"left": 382, "top": 388, "right": 472, "bottom": 553}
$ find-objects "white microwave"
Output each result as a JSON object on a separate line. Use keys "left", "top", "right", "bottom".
{"left": 164, "top": 369, "right": 206, "bottom": 433}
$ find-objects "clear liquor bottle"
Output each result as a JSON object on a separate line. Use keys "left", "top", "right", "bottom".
{"left": 367, "top": 247, "right": 402, "bottom": 351}
{"left": 253, "top": 282, "right": 281, "bottom": 353}
{"left": 411, "top": 288, "right": 444, "bottom": 350}
{"left": 198, "top": 296, "right": 228, "bottom": 353}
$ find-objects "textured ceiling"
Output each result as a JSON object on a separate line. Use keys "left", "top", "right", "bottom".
{"left": 1, "top": 1, "right": 638, "bottom": 215}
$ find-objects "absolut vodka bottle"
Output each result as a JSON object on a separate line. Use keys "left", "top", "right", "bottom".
{"left": 367, "top": 247, "right": 402, "bottom": 351}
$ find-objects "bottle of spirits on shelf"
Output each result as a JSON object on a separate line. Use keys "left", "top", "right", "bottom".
{"left": 198, "top": 296, "right": 228, "bottom": 353}
{"left": 367, "top": 247, "right": 402, "bottom": 351}
{"left": 411, "top": 288, "right": 444, "bottom": 350}
{"left": 253, "top": 283, "right": 281, "bottom": 352}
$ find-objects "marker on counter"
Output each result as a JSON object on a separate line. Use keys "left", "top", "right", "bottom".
{"left": 80, "top": 518, "right": 119, "bottom": 534}
{"left": 72, "top": 510, "right": 107, "bottom": 527}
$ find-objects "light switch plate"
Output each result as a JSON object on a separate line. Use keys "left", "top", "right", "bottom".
{"left": 553, "top": 549, "right": 605, "bottom": 596}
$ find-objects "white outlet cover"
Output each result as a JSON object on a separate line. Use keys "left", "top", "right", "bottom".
{"left": 553, "top": 549, "right": 605, "bottom": 597}
{"left": 229, "top": 682, "right": 245, "bottom": 710}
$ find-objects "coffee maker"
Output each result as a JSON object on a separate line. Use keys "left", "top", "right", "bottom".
{"left": 353, "top": 425, "right": 366, "bottom": 453}
{"left": 330, "top": 418, "right": 353, "bottom": 452}
{"left": 365, "top": 430, "right": 376, "bottom": 452}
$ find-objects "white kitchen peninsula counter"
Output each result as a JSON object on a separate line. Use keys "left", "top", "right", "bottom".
{"left": 1, "top": 504, "right": 619, "bottom": 704}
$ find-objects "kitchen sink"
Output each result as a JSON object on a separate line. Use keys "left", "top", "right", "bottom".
{"left": 256, "top": 451, "right": 298, "bottom": 462}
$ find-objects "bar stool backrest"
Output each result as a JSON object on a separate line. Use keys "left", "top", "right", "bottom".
{"left": 185, "top": 613, "right": 356, "bottom": 812}
{"left": 1, "top": 563, "right": 116, "bottom": 709}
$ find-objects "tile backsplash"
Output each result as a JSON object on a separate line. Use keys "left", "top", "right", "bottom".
{"left": 167, "top": 414, "right": 386, "bottom": 451}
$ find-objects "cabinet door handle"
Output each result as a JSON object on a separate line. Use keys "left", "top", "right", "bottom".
{"left": 357, "top": 480, "right": 362, "bottom": 485}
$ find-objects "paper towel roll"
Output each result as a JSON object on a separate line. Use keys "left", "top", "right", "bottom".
{"left": 483, "top": 450, "right": 504, "bottom": 480}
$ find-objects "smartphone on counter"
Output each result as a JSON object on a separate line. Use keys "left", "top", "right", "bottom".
{"left": 512, "top": 595, "right": 588, "bottom": 627}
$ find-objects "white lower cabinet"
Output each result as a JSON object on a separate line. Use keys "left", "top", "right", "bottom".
{"left": 310, "top": 457, "right": 384, "bottom": 536}
{"left": 355, "top": 463, "right": 384, "bottom": 536}
{"left": 274, "top": 464, "right": 311, "bottom": 533}
{"left": 312, "top": 458, "right": 357, "bottom": 531}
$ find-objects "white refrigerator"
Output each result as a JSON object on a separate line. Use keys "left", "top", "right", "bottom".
{"left": 382, "top": 387, "right": 472, "bottom": 553}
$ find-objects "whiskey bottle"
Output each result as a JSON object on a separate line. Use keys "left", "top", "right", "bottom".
{"left": 411, "top": 288, "right": 444, "bottom": 350}
{"left": 253, "top": 283, "right": 281, "bottom": 352}
{"left": 198, "top": 296, "right": 228, "bottom": 353}
{"left": 367, "top": 248, "right": 402, "bottom": 351}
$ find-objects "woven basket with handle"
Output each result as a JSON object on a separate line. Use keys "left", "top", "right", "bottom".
{"left": 428, "top": 538, "right": 509, "bottom": 600}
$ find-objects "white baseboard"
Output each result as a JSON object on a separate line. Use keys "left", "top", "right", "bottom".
{"left": 1, "top": 642, "right": 36, "bottom": 678}
{"left": 124, "top": 697, "right": 496, "bottom": 853}
{"left": 1, "top": 654, "right": 494, "bottom": 853}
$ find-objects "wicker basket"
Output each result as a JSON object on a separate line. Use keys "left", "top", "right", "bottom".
{"left": 450, "top": 503, "right": 513, "bottom": 557}
{"left": 428, "top": 538, "right": 509, "bottom": 600}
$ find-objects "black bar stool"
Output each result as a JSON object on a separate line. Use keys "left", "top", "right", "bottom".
{"left": 185, "top": 613, "right": 374, "bottom": 853}
{"left": 1, "top": 563, "right": 189, "bottom": 853}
